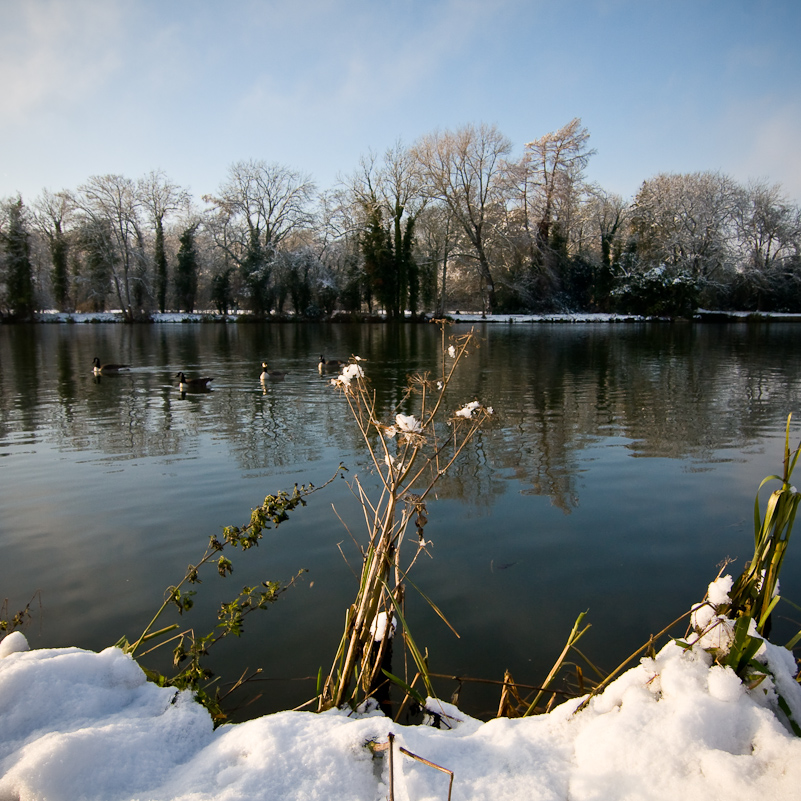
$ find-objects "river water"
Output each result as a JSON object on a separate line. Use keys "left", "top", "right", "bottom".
{"left": 2, "top": 320, "right": 801, "bottom": 720}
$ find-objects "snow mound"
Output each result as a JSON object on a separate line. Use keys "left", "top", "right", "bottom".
{"left": 2, "top": 627, "right": 801, "bottom": 800}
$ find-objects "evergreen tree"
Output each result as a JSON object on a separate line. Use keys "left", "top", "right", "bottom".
{"left": 361, "top": 204, "right": 394, "bottom": 315}
{"left": 174, "top": 224, "right": 199, "bottom": 312}
{"left": 400, "top": 216, "right": 418, "bottom": 316}
{"left": 137, "top": 170, "right": 190, "bottom": 314}
{"left": 339, "top": 254, "right": 363, "bottom": 313}
{"left": 77, "top": 218, "right": 114, "bottom": 312}
{"left": 154, "top": 220, "right": 168, "bottom": 312}
{"left": 50, "top": 227, "right": 69, "bottom": 310}
{"left": 241, "top": 226, "right": 270, "bottom": 316}
{"left": 391, "top": 203, "right": 405, "bottom": 317}
{"left": 2, "top": 198, "right": 36, "bottom": 319}
{"left": 287, "top": 253, "right": 312, "bottom": 315}
{"left": 211, "top": 268, "right": 233, "bottom": 315}
{"left": 386, "top": 201, "right": 419, "bottom": 317}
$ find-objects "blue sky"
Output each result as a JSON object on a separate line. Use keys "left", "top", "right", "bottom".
{"left": 2, "top": 0, "right": 800, "bottom": 206}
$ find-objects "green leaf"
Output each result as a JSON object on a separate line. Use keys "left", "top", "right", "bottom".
{"left": 758, "top": 595, "right": 780, "bottom": 633}
{"left": 382, "top": 669, "right": 426, "bottom": 707}
{"left": 777, "top": 693, "right": 801, "bottom": 737}
{"left": 785, "top": 628, "right": 801, "bottom": 650}
{"left": 723, "top": 616, "right": 752, "bottom": 671}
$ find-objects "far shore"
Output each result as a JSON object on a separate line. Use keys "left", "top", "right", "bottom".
{"left": 12, "top": 309, "right": 801, "bottom": 325}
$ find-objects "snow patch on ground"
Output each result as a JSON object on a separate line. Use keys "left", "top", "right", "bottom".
{"left": 2, "top": 629, "right": 801, "bottom": 800}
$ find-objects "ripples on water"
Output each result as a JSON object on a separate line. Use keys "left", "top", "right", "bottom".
{"left": 1, "top": 320, "right": 801, "bottom": 719}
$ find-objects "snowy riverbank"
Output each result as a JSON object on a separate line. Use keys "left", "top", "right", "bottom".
{"left": 34, "top": 310, "right": 647, "bottom": 324}
{"left": 27, "top": 309, "right": 801, "bottom": 325}
{"left": 2, "top": 577, "right": 801, "bottom": 801}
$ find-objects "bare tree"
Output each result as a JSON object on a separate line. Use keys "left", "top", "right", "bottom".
{"left": 73, "top": 175, "right": 146, "bottom": 319}
{"left": 32, "top": 189, "right": 74, "bottom": 310}
{"left": 315, "top": 187, "right": 364, "bottom": 311}
{"left": 732, "top": 179, "right": 801, "bottom": 273}
{"left": 73, "top": 215, "right": 115, "bottom": 312}
{"left": 138, "top": 170, "right": 190, "bottom": 312}
{"left": 568, "top": 186, "right": 630, "bottom": 309}
{"left": 203, "top": 160, "right": 316, "bottom": 315}
{"left": 380, "top": 141, "right": 425, "bottom": 314}
{"left": 517, "top": 118, "right": 596, "bottom": 288}
{"left": 584, "top": 187, "right": 629, "bottom": 265}
{"left": 415, "top": 201, "right": 463, "bottom": 316}
{"left": 414, "top": 123, "right": 512, "bottom": 313}
{"left": 343, "top": 142, "right": 424, "bottom": 316}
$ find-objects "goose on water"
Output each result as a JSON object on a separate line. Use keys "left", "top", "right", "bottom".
{"left": 93, "top": 357, "right": 130, "bottom": 374}
{"left": 260, "top": 362, "right": 286, "bottom": 381}
{"left": 176, "top": 372, "right": 213, "bottom": 391}
{"left": 318, "top": 355, "right": 346, "bottom": 373}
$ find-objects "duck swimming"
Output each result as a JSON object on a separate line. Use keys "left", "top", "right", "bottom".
{"left": 92, "top": 357, "right": 130, "bottom": 374}
{"left": 176, "top": 372, "right": 213, "bottom": 391}
{"left": 318, "top": 355, "right": 346, "bottom": 373}
{"left": 260, "top": 362, "right": 287, "bottom": 381}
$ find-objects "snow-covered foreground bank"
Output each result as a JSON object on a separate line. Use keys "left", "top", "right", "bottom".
{"left": 2, "top": 592, "right": 801, "bottom": 801}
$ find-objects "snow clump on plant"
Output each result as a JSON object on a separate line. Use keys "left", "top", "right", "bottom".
{"left": 330, "top": 361, "right": 364, "bottom": 389}
{"left": 690, "top": 574, "right": 736, "bottom": 652}
{"left": 382, "top": 414, "right": 423, "bottom": 442}
{"left": 455, "top": 400, "right": 493, "bottom": 419}
{"left": 395, "top": 414, "right": 422, "bottom": 433}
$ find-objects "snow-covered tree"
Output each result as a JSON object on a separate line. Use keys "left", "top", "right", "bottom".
{"left": 732, "top": 180, "right": 800, "bottom": 273}
{"left": 628, "top": 171, "right": 738, "bottom": 282}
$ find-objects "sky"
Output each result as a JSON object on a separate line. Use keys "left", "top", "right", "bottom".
{"left": 3, "top": 575, "right": 801, "bottom": 799}
{"left": 1, "top": 0, "right": 800, "bottom": 207}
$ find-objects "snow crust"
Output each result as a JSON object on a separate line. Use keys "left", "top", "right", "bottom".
{"left": 2, "top": 623, "right": 801, "bottom": 801}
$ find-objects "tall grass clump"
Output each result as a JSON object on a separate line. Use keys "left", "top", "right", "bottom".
{"left": 725, "top": 414, "right": 801, "bottom": 635}
{"left": 682, "top": 414, "right": 801, "bottom": 731}
{"left": 317, "top": 322, "right": 493, "bottom": 714}
{"left": 688, "top": 415, "right": 801, "bottom": 658}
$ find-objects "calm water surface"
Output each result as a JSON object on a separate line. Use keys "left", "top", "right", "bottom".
{"left": 2, "top": 320, "right": 801, "bottom": 719}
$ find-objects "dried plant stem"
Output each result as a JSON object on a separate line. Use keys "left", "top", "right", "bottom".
{"left": 523, "top": 611, "right": 590, "bottom": 716}
{"left": 318, "top": 325, "right": 491, "bottom": 713}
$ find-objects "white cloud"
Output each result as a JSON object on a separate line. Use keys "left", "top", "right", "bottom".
{"left": 0, "top": 0, "right": 126, "bottom": 127}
